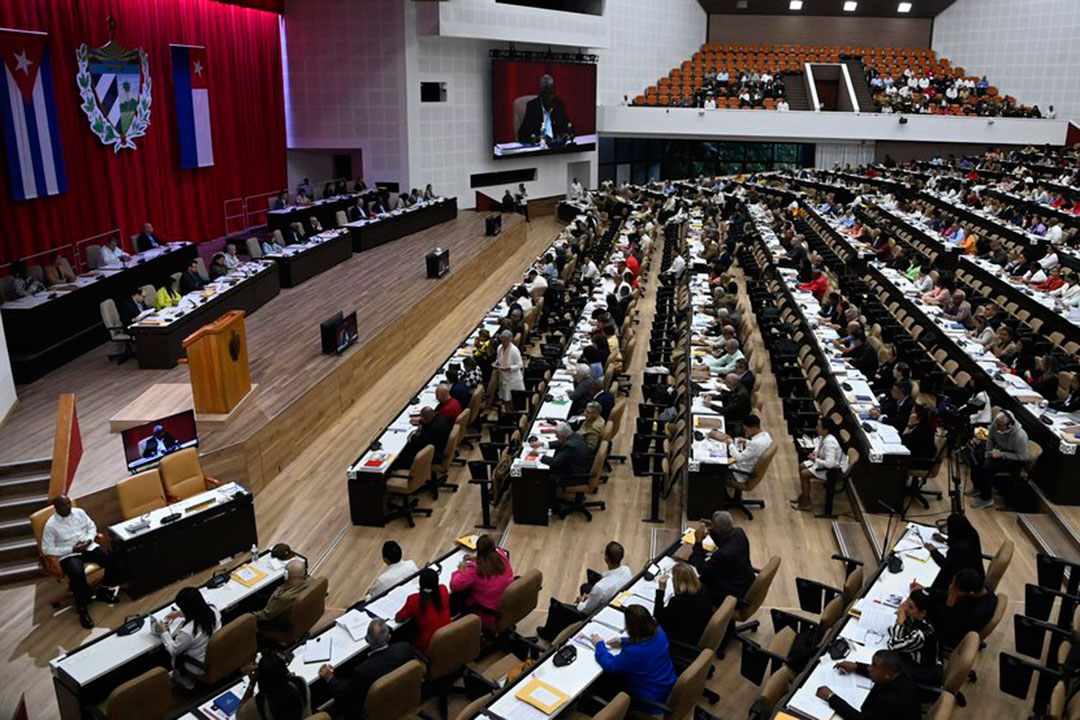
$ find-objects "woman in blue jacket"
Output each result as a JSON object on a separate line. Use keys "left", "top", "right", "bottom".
{"left": 591, "top": 605, "right": 678, "bottom": 712}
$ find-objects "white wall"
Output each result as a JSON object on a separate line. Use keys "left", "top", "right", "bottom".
{"left": 932, "top": 0, "right": 1080, "bottom": 123}
{"left": 282, "top": 0, "right": 410, "bottom": 189}
{"left": 404, "top": 0, "right": 706, "bottom": 206}
{"left": 598, "top": 105, "right": 1071, "bottom": 146}
{"left": 596, "top": 0, "right": 706, "bottom": 106}
{"left": 0, "top": 313, "right": 16, "bottom": 428}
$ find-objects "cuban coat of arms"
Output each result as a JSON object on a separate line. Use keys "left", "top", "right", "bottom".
{"left": 75, "top": 38, "right": 151, "bottom": 151}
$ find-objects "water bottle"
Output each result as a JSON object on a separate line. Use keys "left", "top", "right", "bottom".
{"left": 250, "top": 544, "right": 258, "bottom": 563}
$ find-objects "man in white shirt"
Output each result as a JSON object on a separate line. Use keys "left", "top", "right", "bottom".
{"left": 703, "top": 93, "right": 717, "bottom": 110}
{"left": 41, "top": 495, "right": 121, "bottom": 628}
{"left": 705, "top": 338, "right": 744, "bottom": 375}
{"left": 569, "top": 177, "right": 584, "bottom": 202}
{"left": 581, "top": 257, "right": 600, "bottom": 283}
{"left": 99, "top": 237, "right": 130, "bottom": 267}
{"left": 667, "top": 253, "right": 687, "bottom": 279}
{"left": 711, "top": 415, "right": 772, "bottom": 481}
{"left": 776, "top": 99, "right": 789, "bottom": 112}
{"left": 222, "top": 243, "right": 241, "bottom": 269}
{"left": 1045, "top": 220, "right": 1063, "bottom": 245}
{"left": 536, "top": 541, "right": 631, "bottom": 641}
{"left": 526, "top": 269, "right": 548, "bottom": 296}
{"left": 366, "top": 541, "right": 418, "bottom": 600}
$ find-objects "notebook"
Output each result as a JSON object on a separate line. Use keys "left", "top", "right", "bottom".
{"left": 303, "top": 635, "right": 332, "bottom": 664}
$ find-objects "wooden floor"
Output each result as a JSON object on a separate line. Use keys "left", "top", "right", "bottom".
{"left": 0, "top": 220, "right": 1043, "bottom": 719}
{"left": 0, "top": 210, "right": 524, "bottom": 498}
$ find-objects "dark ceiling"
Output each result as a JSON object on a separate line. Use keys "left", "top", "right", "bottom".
{"left": 698, "top": 0, "right": 958, "bottom": 19}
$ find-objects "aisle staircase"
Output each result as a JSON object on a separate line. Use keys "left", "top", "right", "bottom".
{"left": 843, "top": 58, "right": 876, "bottom": 113}
{"left": 781, "top": 72, "right": 812, "bottom": 111}
{"left": 0, "top": 458, "right": 51, "bottom": 585}
{"left": 1019, "top": 485, "right": 1080, "bottom": 567}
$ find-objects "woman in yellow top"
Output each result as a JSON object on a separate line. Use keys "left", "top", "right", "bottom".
{"left": 958, "top": 231, "right": 978, "bottom": 255}
{"left": 155, "top": 275, "right": 182, "bottom": 310}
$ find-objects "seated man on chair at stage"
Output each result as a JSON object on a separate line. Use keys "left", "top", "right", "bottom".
{"left": 688, "top": 510, "right": 755, "bottom": 608}
{"left": 42, "top": 495, "right": 122, "bottom": 629}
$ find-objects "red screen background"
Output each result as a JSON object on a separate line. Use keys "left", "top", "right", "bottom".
{"left": 121, "top": 410, "right": 199, "bottom": 465}
{"left": 492, "top": 60, "right": 597, "bottom": 145}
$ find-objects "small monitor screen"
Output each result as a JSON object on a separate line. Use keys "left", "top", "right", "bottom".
{"left": 492, "top": 59, "right": 597, "bottom": 159}
{"left": 121, "top": 410, "right": 199, "bottom": 472}
{"left": 336, "top": 312, "right": 358, "bottom": 354}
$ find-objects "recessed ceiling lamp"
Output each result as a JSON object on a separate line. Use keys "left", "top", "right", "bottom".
{"left": 844, "top": 1, "right": 858, "bottom": 10}
{"left": 790, "top": 0, "right": 804, "bottom": 10}
{"left": 898, "top": 2, "right": 913, "bottom": 12}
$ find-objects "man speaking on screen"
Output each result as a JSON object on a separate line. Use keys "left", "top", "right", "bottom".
{"left": 517, "top": 74, "right": 574, "bottom": 146}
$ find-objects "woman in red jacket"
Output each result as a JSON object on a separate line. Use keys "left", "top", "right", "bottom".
{"left": 798, "top": 269, "right": 829, "bottom": 301}
{"left": 395, "top": 568, "right": 450, "bottom": 653}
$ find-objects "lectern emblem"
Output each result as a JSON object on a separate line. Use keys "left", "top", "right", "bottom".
{"left": 228, "top": 331, "right": 241, "bottom": 361}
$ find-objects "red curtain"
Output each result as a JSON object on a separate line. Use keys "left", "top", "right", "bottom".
{"left": 0, "top": 0, "right": 286, "bottom": 263}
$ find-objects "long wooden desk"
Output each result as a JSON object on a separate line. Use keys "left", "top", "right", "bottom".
{"left": 345, "top": 197, "right": 458, "bottom": 252}
{"left": 1, "top": 242, "right": 198, "bottom": 382}
{"left": 263, "top": 228, "right": 352, "bottom": 288}
{"left": 50, "top": 547, "right": 292, "bottom": 720}
{"left": 266, "top": 193, "right": 364, "bottom": 233}
{"left": 127, "top": 261, "right": 280, "bottom": 368}
{"left": 345, "top": 230, "right": 574, "bottom": 526}
{"left": 177, "top": 543, "right": 470, "bottom": 719}
{"left": 778, "top": 522, "right": 944, "bottom": 719}
{"left": 108, "top": 482, "right": 257, "bottom": 597}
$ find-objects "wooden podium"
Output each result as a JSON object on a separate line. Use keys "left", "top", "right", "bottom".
{"left": 182, "top": 310, "right": 252, "bottom": 416}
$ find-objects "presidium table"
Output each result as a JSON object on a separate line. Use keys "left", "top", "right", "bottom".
{"left": 127, "top": 261, "right": 280, "bottom": 368}
{"left": 345, "top": 196, "right": 457, "bottom": 251}
{"left": 262, "top": 228, "right": 352, "bottom": 288}
{"left": 108, "top": 482, "right": 257, "bottom": 597}
{"left": 0, "top": 242, "right": 197, "bottom": 383}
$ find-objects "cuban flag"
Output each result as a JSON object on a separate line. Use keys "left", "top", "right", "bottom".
{"left": 0, "top": 29, "right": 67, "bottom": 202}
{"left": 171, "top": 44, "right": 214, "bottom": 169}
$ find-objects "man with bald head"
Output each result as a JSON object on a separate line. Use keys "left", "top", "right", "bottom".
{"left": 254, "top": 557, "right": 311, "bottom": 641}
{"left": 688, "top": 510, "right": 756, "bottom": 607}
{"left": 395, "top": 406, "right": 451, "bottom": 469}
{"left": 319, "top": 617, "right": 417, "bottom": 715}
{"left": 517, "top": 73, "right": 574, "bottom": 145}
{"left": 434, "top": 383, "right": 462, "bottom": 423}
{"left": 41, "top": 494, "right": 122, "bottom": 628}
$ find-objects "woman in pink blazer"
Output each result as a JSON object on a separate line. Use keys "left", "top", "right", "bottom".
{"left": 450, "top": 534, "right": 514, "bottom": 628}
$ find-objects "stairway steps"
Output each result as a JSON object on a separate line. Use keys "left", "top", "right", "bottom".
{"left": 0, "top": 517, "right": 32, "bottom": 541}
{"left": 0, "top": 473, "right": 51, "bottom": 499}
{"left": 0, "top": 492, "right": 50, "bottom": 522}
{"left": 0, "top": 458, "right": 51, "bottom": 480}
{"left": 782, "top": 72, "right": 813, "bottom": 112}
{"left": 0, "top": 536, "right": 38, "bottom": 563}
{"left": 844, "top": 59, "right": 876, "bottom": 113}
{"left": 833, "top": 520, "right": 876, "bottom": 569}
{"left": 0, "top": 558, "right": 42, "bottom": 585}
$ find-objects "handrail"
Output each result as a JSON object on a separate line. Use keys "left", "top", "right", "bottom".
{"left": 74, "top": 229, "right": 123, "bottom": 273}
{"left": 0, "top": 243, "right": 76, "bottom": 274}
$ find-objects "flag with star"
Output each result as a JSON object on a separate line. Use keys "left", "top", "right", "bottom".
{"left": 0, "top": 29, "right": 67, "bottom": 202}
{"left": 170, "top": 44, "right": 214, "bottom": 169}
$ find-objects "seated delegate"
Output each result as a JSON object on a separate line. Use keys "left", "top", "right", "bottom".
{"left": 394, "top": 567, "right": 451, "bottom": 653}
{"left": 653, "top": 561, "right": 713, "bottom": 647}
{"left": 688, "top": 510, "right": 756, "bottom": 607}
{"left": 367, "top": 541, "right": 419, "bottom": 600}
{"left": 236, "top": 651, "right": 311, "bottom": 720}
{"left": 318, "top": 619, "right": 416, "bottom": 720}
{"left": 41, "top": 494, "right": 122, "bottom": 629}
{"left": 816, "top": 649, "right": 921, "bottom": 720}
{"left": 590, "top": 605, "right": 678, "bottom": 713}
{"left": 253, "top": 558, "right": 310, "bottom": 639}
{"left": 152, "top": 586, "right": 222, "bottom": 689}
{"left": 536, "top": 540, "right": 632, "bottom": 641}
{"left": 449, "top": 534, "right": 514, "bottom": 628}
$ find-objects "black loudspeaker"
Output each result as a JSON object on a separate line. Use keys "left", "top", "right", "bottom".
{"left": 426, "top": 248, "right": 450, "bottom": 278}
{"left": 485, "top": 214, "right": 502, "bottom": 236}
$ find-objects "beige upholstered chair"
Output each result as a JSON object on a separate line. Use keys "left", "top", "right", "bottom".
{"left": 158, "top": 447, "right": 220, "bottom": 502}
{"left": 386, "top": 445, "right": 434, "bottom": 527}
{"left": 258, "top": 576, "right": 329, "bottom": 647}
{"left": 102, "top": 666, "right": 173, "bottom": 720}
{"left": 116, "top": 469, "right": 168, "bottom": 519}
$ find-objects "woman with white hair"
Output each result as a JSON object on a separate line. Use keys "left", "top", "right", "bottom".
{"left": 493, "top": 330, "right": 525, "bottom": 409}
{"left": 970, "top": 410, "right": 1029, "bottom": 509}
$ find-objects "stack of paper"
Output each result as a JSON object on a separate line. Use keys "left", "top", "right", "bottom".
{"left": 336, "top": 609, "right": 373, "bottom": 643}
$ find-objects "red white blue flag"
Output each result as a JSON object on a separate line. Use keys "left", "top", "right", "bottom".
{"left": 171, "top": 44, "right": 214, "bottom": 169}
{"left": 0, "top": 29, "right": 67, "bottom": 202}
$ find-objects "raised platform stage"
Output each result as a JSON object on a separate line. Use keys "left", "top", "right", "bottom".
{"left": 0, "top": 211, "right": 526, "bottom": 526}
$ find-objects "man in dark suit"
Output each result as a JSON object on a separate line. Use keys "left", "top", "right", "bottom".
{"left": 591, "top": 387, "right": 615, "bottom": 420}
{"left": 319, "top": 618, "right": 416, "bottom": 719}
{"left": 538, "top": 423, "right": 590, "bottom": 508}
{"left": 734, "top": 358, "right": 755, "bottom": 393}
{"left": 720, "top": 373, "right": 751, "bottom": 434}
{"left": 135, "top": 222, "right": 162, "bottom": 252}
{"left": 395, "top": 407, "right": 451, "bottom": 469}
{"left": 141, "top": 424, "right": 179, "bottom": 459}
{"left": 850, "top": 334, "right": 879, "bottom": 379}
{"left": 688, "top": 510, "right": 757, "bottom": 606}
{"left": 567, "top": 364, "right": 601, "bottom": 416}
{"left": 118, "top": 287, "right": 150, "bottom": 326}
{"left": 875, "top": 379, "right": 914, "bottom": 432}
{"left": 816, "top": 650, "right": 922, "bottom": 720}
{"left": 178, "top": 259, "right": 206, "bottom": 295}
{"left": 516, "top": 74, "right": 574, "bottom": 145}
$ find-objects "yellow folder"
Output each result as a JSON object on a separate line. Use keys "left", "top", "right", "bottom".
{"left": 514, "top": 677, "right": 569, "bottom": 715}
{"left": 231, "top": 564, "right": 267, "bottom": 588}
